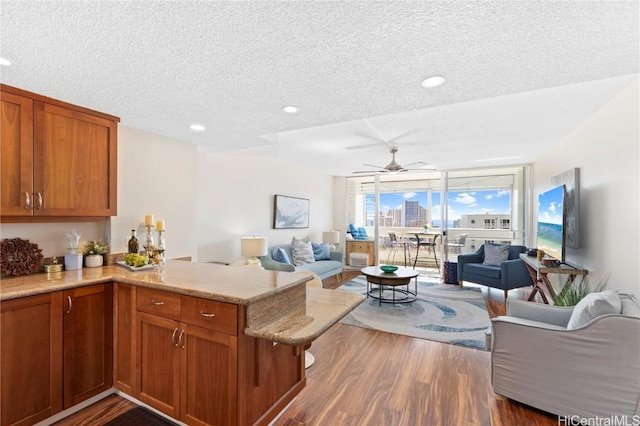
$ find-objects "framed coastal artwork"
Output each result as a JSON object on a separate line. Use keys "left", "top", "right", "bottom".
{"left": 273, "top": 195, "right": 309, "bottom": 229}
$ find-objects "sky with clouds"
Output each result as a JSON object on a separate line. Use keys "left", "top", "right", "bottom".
{"left": 370, "top": 189, "right": 511, "bottom": 221}
{"left": 537, "top": 186, "right": 564, "bottom": 225}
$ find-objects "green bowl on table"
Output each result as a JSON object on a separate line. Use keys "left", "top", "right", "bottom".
{"left": 380, "top": 265, "right": 399, "bottom": 273}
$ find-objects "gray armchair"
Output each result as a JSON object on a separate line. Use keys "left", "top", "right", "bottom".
{"left": 491, "top": 294, "right": 640, "bottom": 418}
{"left": 457, "top": 244, "right": 533, "bottom": 300}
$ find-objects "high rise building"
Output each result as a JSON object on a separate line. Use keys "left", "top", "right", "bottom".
{"left": 403, "top": 200, "right": 420, "bottom": 227}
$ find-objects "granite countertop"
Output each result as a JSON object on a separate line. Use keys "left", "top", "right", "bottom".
{"left": 245, "top": 287, "right": 364, "bottom": 345}
{"left": 0, "top": 260, "right": 364, "bottom": 345}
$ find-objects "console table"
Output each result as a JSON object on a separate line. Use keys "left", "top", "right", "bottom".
{"left": 519, "top": 253, "right": 588, "bottom": 304}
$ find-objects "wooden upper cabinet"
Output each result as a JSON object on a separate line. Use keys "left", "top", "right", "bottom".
{"left": 34, "top": 101, "right": 117, "bottom": 216}
{"left": 0, "top": 91, "right": 34, "bottom": 216}
{"left": 0, "top": 84, "right": 119, "bottom": 219}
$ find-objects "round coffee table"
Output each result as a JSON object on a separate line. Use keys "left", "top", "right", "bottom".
{"left": 361, "top": 266, "right": 419, "bottom": 305}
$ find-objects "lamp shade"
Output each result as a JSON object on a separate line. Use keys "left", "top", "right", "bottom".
{"left": 322, "top": 231, "right": 340, "bottom": 244}
{"left": 241, "top": 237, "right": 268, "bottom": 257}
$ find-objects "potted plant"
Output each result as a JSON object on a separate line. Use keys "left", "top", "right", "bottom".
{"left": 552, "top": 275, "right": 608, "bottom": 306}
{"left": 83, "top": 240, "right": 109, "bottom": 267}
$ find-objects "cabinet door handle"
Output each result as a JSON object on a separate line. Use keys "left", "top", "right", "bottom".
{"left": 66, "top": 296, "right": 72, "bottom": 314}
{"left": 178, "top": 330, "right": 185, "bottom": 349}
{"left": 36, "top": 192, "right": 43, "bottom": 210}
{"left": 24, "top": 192, "right": 30, "bottom": 210}
{"left": 199, "top": 311, "right": 215, "bottom": 318}
{"left": 151, "top": 300, "right": 164, "bottom": 306}
{"left": 171, "top": 328, "right": 179, "bottom": 347}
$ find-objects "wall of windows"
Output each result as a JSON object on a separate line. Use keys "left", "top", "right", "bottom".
{"left": 345, "top": 166, "right": 530, "bottom": 262}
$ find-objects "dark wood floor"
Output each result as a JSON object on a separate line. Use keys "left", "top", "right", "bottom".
{"left": 55, "top": 269, "right": 556, "bottom": 426}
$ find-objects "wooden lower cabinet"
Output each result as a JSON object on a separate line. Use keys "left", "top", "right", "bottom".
{"left": 181, "top": 323, "right": 238, "bottom": 426}
{"left": 0, "top": 285, "right": 113, "bottom": 426}
{"left": 1, "top": 293, "right": 63, "bottom": 426}
{"left": 137, "top": 312, "right": 182, "bottom": 418}
{"left": 62, "top": 284, "right": 113, "bottom": 409}
{"left": 121, "top": 286, "right": 304, "bottom": 426}
{"left": 113, "top": 283, "right": 135, "bottom": 394}
{"left": 135, "top": 289, "right": 239, "bottom": 425}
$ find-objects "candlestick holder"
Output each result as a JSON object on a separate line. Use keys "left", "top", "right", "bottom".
{"left": 154, "top": 229, "right": 166, "bottom": 274}
{"left": 143, "top": 224, "right": 155, "bottom": 261}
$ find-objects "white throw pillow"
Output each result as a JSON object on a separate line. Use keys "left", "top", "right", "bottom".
{"left": 291, "top": 236, "right": 316, "bottom": 266}
{"left": 566, "top": 289, "right": 622, "bottom": 329}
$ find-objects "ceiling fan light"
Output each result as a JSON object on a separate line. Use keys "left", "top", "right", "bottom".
{"left": 421, "top": 75, "right": 445, "bottom": 88}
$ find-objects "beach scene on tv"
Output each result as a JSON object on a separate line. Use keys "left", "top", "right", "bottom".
{"left": 537, "top": 185, "right": 565, "bottom": 262}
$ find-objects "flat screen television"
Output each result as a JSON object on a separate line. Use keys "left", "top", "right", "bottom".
{"left": 536, "top": 184, "right": 566, "bottom": 263}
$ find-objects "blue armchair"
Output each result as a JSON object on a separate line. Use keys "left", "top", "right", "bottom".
{"left": 457, "top": 244, "right": 533, "bottom": 300}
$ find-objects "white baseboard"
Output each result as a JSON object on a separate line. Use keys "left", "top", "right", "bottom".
{"left": 34, "top": 388, "right": 116, "bottom": 426}
{"left": 32, "top": 388, "right": 187, "bottom": 426}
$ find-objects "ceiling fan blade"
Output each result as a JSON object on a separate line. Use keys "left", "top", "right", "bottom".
{"left": 403, "top": 161, "right": 436, "bottom": 169}
{"left": 387, "top": 128, "right": 422, "bottom": 144}
{"left": 362, "top": 119, "right": 394, "bottom": 149}
{"left": 404, "top": 167, "right": 437, "bottom": 171}
{"left": 344, "top": 142, "right": 385, "bottom": 151}
{"left": 362, "top": 163, "right": 385, "bottom": 169}
{"left": 352, "top": 170, "right": 389, "bottom": 174}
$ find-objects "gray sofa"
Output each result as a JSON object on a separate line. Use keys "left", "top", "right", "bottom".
{"left": 491, "top": 293, "right": 640, "bottom": 418}
{"left": 259, "top": 244, "right": 343, "bottom": 280}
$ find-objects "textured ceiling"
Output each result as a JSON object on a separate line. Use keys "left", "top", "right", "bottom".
{"left": 1, "top": 1, "right": 638, "bottom": 175}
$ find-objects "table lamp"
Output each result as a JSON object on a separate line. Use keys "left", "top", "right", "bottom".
{"left": 322, "top": 230, "right": 340, "bottom": 251}
{"left": 241, "top": 236, "right": 268, "bottom": 266}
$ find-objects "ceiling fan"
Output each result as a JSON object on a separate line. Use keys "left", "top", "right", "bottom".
{"left": 345, "top": 118, "right": 424, "bottom": 151}
{"left": 353, "top": 147, "right": 436, "bottom": 174}
{"left": 351, "top": 119, "right": 435, "bottom": 173}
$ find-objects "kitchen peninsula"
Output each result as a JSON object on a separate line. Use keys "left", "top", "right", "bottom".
{"left": 0, "top": 260, "right": 363, "bottom": 426}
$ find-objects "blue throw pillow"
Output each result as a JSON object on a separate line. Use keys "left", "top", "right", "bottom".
{"left": 349, "top": 224, "right": 360, "bottom": 239}
{"left": 273, "top": 247, "right": 291, "bottom": 264}
{"left": 357, "top": 227, "right": 368, "bottom": 239}
{"left": 312, "top": 242, "right": 331, "bottom": 261}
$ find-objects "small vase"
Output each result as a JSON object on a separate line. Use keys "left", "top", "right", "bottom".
{"left": 64, "top": 253, "right": 83, "bottom": 271}
{"left": 85, "top": 254, "right": 104, "bottom": 268}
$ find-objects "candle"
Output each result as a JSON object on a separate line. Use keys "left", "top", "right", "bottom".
{"left": 145, "top": 214, "right": 154, "bottom": 226}
{"left": 156, "top": 220, "right": 165, "bottom": 231}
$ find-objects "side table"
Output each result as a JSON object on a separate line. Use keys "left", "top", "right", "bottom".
{"left": 519, "top": 253, "right": 588, "bottom": 304}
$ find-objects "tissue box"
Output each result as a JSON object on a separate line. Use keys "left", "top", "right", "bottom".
{"left": 64, "top": 253, "right": 83, "bottom": 271}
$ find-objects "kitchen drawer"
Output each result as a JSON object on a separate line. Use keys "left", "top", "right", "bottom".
{"left": 136, "top": 288, "right": 181, "bottom": 320}
{"left": 181, "top": 295, "right": 237, "bottom": 336}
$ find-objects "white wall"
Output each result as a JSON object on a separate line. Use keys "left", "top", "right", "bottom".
{"left": 110, "top": 125, "right": 198, "bottom": 260}
{"left": 197, "top": 152, "right": 335, "bottom": 263}
{"left": 532, "top": 79, "right": 639, "bottom": 296}
{"left": 0, "top": 125, "right": 199, "bottom": 261}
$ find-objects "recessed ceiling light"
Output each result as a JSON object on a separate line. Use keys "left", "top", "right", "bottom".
{"left": 0, "top": 57, "right": 12, "bottom": 66}
{"left": 282, "top": 106, "right": 299, "bottom": 114}
{"left": 421, "top": 75, "right": 445, "bottom": 88}
{"left": 190, "top": 124, "right": 205, "bottom": 131}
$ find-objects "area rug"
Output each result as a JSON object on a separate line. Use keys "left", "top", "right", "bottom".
{"left": 104, "top": 406, "right": 178, "bottom": 426}
{"left": 338, "top": 275, "right": 490, "bottom": 350}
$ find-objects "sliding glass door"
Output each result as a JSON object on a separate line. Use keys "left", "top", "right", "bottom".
{"left": 345, "top": 165, "right": 530, "bottom": 270}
